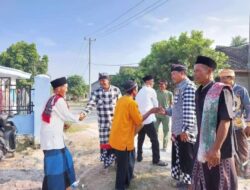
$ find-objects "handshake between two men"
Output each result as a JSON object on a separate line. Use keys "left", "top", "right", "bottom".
{"left": 78, "top": 106, "right": 166, "bottom": 122}
{"left": 149, "top": 107, "right": 166, "bottom": 115}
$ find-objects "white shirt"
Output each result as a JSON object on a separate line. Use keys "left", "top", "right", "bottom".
{"left": 40, "top": 98, "right": 79, "bottom": 150}
{"left": 136, "top": 86, "right": 158, "bottom": 125}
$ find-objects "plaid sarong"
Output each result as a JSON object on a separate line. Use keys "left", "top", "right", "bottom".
{"left": 42, "top": 95, "right": 62, "bottom": 123}
{"left": 42, "top": 147, "right": 76, "bottom": 190}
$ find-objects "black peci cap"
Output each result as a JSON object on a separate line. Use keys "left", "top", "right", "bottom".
{"left": 195, "top": 56, "right": 217, "bottom": 70}
{"left": 51, "top": 77, "right": 67, "bottom": 89}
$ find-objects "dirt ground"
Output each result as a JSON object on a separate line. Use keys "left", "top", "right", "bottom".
{"left": 0, "top": 117, "right": 250, "bottom": 190}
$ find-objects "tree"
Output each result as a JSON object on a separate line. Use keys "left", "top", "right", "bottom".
{"left": 0, "top": 41, "right": 49, "bottom": 86}
{"left": 111, "top": 67, "right": 143, "bottom": 94}
{"left": 37, "top": 55, "right": 48, "bottom": 74}
{"left": 67, "top": 75, "right": 88, "bottom": 101}
{"left": 230, "top": 35, "right": 248, "bottom": 47}
{"left": 139, "top": 30, "right": 229, "bottom": 84}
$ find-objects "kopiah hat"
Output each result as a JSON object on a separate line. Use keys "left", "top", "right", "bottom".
{"left": 51, "top": 77, "right": 67, "bottom": 89}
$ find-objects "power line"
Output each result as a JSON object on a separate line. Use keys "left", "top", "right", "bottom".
{"left": 76, "top": 43, "right": 88, "bottom": 66}
{"left": 72, "top": 42, "right": 89, "bottom": 80}
{"left": 97, "top": 0, "right": 168, "bottom": 39}
{"left": 93, "top": 63, "right": 138, "bottom": 67}
{"left": 86, "top": 0, "right": 145, "bottom": 37}
{"left": 98, "top": 0, "right": 168, "bottom": 38}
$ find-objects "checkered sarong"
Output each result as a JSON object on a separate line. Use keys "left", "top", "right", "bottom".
{"left": 83, "top": 85, "right": 121, "bottom": 167}
{"left": 171, "top": 138, "right": 193, "bottom": 185}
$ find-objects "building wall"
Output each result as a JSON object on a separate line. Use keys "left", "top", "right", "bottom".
{"left": 235, "top": 72, "right": 250, "bottom": 93}
{"left": 91, "top": 81, "right": 100, "bottom": 92}
{"left": 10, "top": 113, "right": 34, "bottom": 135}
{"left": 33, "top": 75, "right": 51, "bottom": 144}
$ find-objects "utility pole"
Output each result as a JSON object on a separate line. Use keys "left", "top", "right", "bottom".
{"left": 84, "top": 37, "right": 96, "bottom": 97}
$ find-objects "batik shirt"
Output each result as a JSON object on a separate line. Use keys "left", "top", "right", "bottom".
{"left": 232, "top": 84, "right": 250, "bottom": 129}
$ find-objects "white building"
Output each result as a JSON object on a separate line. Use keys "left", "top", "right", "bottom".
{"left": 0, "top": 66, "right": 31, "bottom": 114}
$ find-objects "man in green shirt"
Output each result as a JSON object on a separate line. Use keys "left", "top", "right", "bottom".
{"left": 155, "top": 80, "right": 173, "bottom": 150}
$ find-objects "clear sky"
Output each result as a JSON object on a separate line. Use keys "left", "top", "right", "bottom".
{"left": 0, "top": 0, "right": 249, "bottom": 83}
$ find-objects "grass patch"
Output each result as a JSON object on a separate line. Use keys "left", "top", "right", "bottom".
{"left": 16, "top": 136, "right": 35, "bottom": 152}
{"left": 65, "top": 123, "right": 89, "bottom": 133}
{"left": 68, "top": 100, "right": 88, "bottom": 107}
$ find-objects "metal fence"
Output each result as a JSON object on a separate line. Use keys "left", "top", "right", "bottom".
{"left": 0, "top": 84, "right": 34, "bottom": 115}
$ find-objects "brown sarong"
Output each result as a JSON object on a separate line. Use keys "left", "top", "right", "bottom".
{"left": 192, "top": 158, "right": 238, "bottom": 190}
{"left": 234, "top": 128, "right": 249, "bottom": 178}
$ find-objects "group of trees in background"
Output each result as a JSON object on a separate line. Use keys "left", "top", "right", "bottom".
{"left": 0, "top": 41, "right": 88, "bottom": 100}
{"left": 112, "top": 30, "right": 232, "bottom": 92}
{"left": 0, "top": 41, "right": 48, "bottom": 86}
{"left": 139, "top": 30, "right": 229, "bottom": 83}
{"left": 0, "top": 31, "right": 247, "bottom": 97}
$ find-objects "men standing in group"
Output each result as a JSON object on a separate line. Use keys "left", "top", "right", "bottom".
{"left": 155, "top": 80, "right": 173, "bottom": 150}
{"left": 192, "top": 56, "right": 237, "bottom": 190}
{"left": 219, "top": 68, "right": 250, "bottom": 178}
{"left": 109, "top": 80, "right": 164, "bottom": 190}
{"left": 136, "top": 75, "right": 167, "bottom": 166}
{"left": 165, "top": 64, "right": 197, "bottom": 188}
{"left": 81, "top": 73, "right": 121, "bottom": 169}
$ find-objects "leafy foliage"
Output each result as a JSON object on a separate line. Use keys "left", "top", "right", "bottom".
{"left": 67, "top": 75, "right": 88, "bottom": 100}
{"left": 111, "top": 67, "right": 143, "bottom": 94}
{"left": 0, "top": 41, "right": 48, "bottom": 86}
{"left": 139, "top": 30, "right": 228, "bottom": 83}
{"left": 230, "top": 35, "right": 248, "bottom": 47}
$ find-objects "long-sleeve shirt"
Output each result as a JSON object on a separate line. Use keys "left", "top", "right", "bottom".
{"left": 136, "top": 86, "right": 158, "bottom": 125}
{"left": 233, "top": 83, "right": 250, "bottom": 129}
{"left": 40, "top": 98, "right": 79, "bottom": 150}
{"left": 168, "top": 79, "right": 197, "bottom": 140}
{"left": 109, "top": 96, "right": 143, "bottom": 151}
{"left": 82, "top": 85, "right": 121, "bottom": 129}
